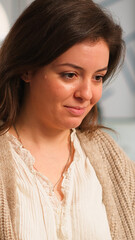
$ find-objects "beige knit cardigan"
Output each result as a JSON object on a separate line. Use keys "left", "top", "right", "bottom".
{"left": 0, "top": 129, "right": 135, "bottom": 240}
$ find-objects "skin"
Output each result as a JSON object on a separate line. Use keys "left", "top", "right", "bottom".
{"left": 11, "top": 39, "right": 109, "bottom": 199}
{"left": 23, "top": 39, "right": 109, "bottom": 132}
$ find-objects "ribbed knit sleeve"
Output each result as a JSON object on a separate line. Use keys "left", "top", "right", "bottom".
{"left": 0, "top": 135, "right": 16, "bottom": 240}
{"left": 77, "top": 129, "right": 135, "bottom": 240}
{"left": 94, "top": 130, "right": 135, "bottom": 239}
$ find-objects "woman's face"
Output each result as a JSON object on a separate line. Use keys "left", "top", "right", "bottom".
{"left": 25, "top": 39, "right": 109, "bottom": 131}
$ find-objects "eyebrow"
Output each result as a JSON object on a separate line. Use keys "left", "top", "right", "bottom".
{"left": 55, "top": 63, "right": 108, "bottom": 72}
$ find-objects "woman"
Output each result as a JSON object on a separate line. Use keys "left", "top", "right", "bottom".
{"left": 0, "top": 0, "right": 134, "bottom": 239}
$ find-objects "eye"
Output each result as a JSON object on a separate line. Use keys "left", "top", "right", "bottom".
{"left": 94, "top": 75, "right": 104, "bottom": 82}
{"left": 60, "top": 72, "right": 77, "bottom": 80}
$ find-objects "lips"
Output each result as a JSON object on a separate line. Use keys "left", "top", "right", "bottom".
{"left": 64, "top": 106, "right": 86, "bottom": 116}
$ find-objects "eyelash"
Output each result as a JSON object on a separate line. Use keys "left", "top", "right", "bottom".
{"left": 94, "top": 75, "right": 105, "bottom": 82}
{"left": 60, "top": 72, "right": 77, "bottom": 80}
{"left": 60, "top": 72, "right": 105, "bottom": 82}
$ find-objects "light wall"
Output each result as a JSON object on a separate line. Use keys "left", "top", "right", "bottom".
{"left": 95, "top": 0, "right": 135, "bottom": 119}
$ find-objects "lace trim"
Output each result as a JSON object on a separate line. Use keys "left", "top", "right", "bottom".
{"left": 6, "top": 129, "right": 81, "bottom": 208}
{"left": 7, "top": 132, "right": 35, "bottom": 170}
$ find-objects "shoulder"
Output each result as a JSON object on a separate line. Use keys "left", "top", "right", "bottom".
{"left": 0, "top": 132, "right": 16, "bottom": 238}
{"left": 77, "top": 128, "right": 134, "bottom": 163}
{"left": 76, "top": 128, "right": 135, "bottom": 184}
{"left": 0, "top": 131, "right": 16, "bottom": 194}
{"left": 0, "top": 132, "right": 15, "bottom": 183}
{"left": 0, "top": 132, "right": 12, "bottom": 162}
{"left": 0, "top": 130, "right": 12, "bottom": 148}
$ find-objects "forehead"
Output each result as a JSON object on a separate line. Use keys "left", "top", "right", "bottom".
{"left": 51, "top": 39, "right": 109, "bottom": 70}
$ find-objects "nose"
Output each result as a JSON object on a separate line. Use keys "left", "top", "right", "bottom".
{"left": 74, "top": 77, "right": 93, "bottom": 101}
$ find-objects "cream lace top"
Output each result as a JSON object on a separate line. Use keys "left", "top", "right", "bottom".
{"left": 8, "top": 129, "right": 112, "bottom": 240}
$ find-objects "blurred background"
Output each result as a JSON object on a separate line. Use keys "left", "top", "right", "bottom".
{"left": 0, "top": 0, "right": 135, "bottom": 160}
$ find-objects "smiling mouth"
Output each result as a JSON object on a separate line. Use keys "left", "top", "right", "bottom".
{"left": 64, "top": 106, "right": 86, "bottom": 116}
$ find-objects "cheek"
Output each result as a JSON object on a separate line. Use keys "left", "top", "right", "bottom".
{"left": 50, "top": 82, "right": 74, "bottom": 100}
{"left": 48, "top": 85, "right": 67, "bottom": 101}
{"left": 34, "top": 80, "right": 60, "bottom": 100}
{"left": 93, "top": 86, "right": 102, "bottom": 104}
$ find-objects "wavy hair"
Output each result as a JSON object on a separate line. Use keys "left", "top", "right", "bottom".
{"left": 0, "top": 0, "right": 125, "bottom": 134}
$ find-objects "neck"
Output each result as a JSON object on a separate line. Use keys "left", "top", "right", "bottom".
{"left": 12, "top": 116, "right": 70, "bottom": 151}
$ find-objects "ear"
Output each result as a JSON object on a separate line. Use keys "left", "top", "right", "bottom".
{"left": 21, "top": 71, "right": 32, "bottom": 83}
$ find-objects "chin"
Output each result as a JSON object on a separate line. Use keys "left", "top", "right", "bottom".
{"left": 64, "top": 119, "right": 84, "bottom": 130}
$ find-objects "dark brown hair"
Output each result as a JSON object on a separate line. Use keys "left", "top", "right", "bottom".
{"left": 0, "top": 0, "right": 125, "bottom": 134}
